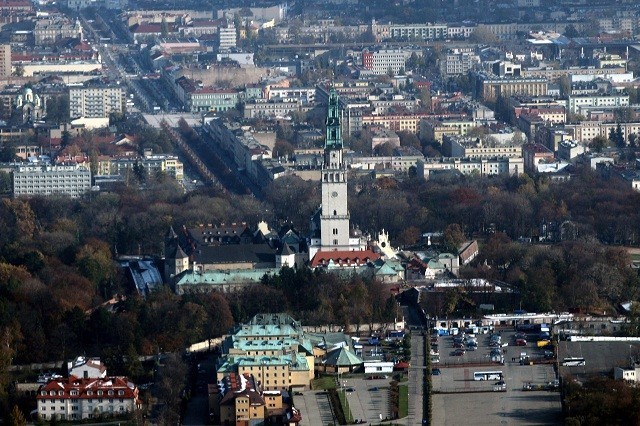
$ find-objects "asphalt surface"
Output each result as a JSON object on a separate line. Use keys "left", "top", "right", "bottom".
{"left": 431, "top": 331, "right": 562, "bottom": 425}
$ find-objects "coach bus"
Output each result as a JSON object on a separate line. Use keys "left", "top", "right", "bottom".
{"left": 561, "top": 357, "right": 585, "bottom": 366}
{"left": 473, "top": 371, "right": 503, "bottom": 381}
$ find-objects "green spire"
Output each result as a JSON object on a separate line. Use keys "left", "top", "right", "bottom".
{"left": 325, "top": 89, "right": 342, "bottom": 149}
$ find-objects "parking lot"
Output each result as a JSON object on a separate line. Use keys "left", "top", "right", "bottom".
{"left": 295, "top": 376, "right": 393, "bottom": 426}
{"left": 431, "top": 329, "right": 562, "bottom": 425}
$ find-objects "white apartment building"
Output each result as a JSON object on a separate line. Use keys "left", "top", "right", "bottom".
{"left": 37, "top": 376, "right": 140, "bottom": 421}
{"left": 362, "top": 48, "right": 420, "bottom": 75}
{"left": 568, "top": 94, "right": 629, "bottom": 114}
{"left": 69, "top": 84, "right": 125, "bottom": 119}
{"left": 13, "top": 164, "right": 91, "bottom": 198}
{"left": 418, "top": 156, "right": 524, "bottom": 179}
{"left": 218, "top": 25, "right": 237, "bottom": 50}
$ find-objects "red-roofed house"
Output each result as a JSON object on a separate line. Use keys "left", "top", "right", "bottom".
{"left": 37, "top": 376, "right": 140, "bottom": 421}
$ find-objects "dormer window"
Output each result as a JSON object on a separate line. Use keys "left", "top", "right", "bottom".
{"left": 97, "top": 391, "right": 103, "bottom": 396}
{"left": 58, "top": 391, "right": 63, "bottom": 396}
{"left": 108, "top": 390, "right": 114, "bottom": 396}
{"left": 41, "top": 391, "right": 47, "bottom": 396}
{"left": 118, "top": 390, "right": 124, "bottom": 396}
{"left": 87, "top": 391, "right": 93, "bottom": 396}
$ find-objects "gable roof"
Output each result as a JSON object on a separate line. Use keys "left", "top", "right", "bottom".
{"left": 310, "top": 249, "right": 380, "bottom": 268}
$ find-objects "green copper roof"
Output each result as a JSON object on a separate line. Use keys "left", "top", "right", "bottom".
{"left": 324, "top": 347, "right": 363, "bottom": 367}
{"left": 325, "top": 88, "right": 343, "bottom": 149}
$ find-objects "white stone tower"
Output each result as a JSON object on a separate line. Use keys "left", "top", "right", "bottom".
{"left": 320, "top": 89, "right": 351, "bottom": 252}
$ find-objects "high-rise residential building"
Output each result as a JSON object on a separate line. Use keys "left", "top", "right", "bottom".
{"left": 218, "top": 24, "right": 237, "bottom": 50}
{"left": 12, "top": 164, "right": 92, "bottom": 198}
{"left": 0, "top": 44, "right": 11, "bottom": 78}
{"left": 69, "top": 84, "right": 126, "bottom": 119}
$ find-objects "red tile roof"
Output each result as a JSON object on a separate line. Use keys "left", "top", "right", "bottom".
{"left": 36, "top": 376, "right": 139, "bottom": 402}
{"left": 310, "top": 249, "right": 380, "bottom": 268}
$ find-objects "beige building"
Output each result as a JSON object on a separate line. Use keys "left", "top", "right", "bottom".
{"left": 420, "top": 118, "right": 480, "bottom": 142}
{"left": 0, "top": 45, "right": 10, "bottom": 78}
{"left": 218, "top": 313, "right": 315, "bottom": 391}
{"left": 472, "top": 72, "right": 548, "bottom": 101}
{"left": 34, "top": 17, "right": 83, "bottom": 46}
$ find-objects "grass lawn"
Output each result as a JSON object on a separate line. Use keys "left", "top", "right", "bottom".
{"left": 337, "top": 389, "right": 353, "bottom": 423}
{"left": 398, "top": 383, "right": 409, "bottom": 418}
{"left": 312, "top": 376, "right": 336, "bottom": 390}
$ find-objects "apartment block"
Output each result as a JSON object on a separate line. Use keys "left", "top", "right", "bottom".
{"left": 0, "top": 44, "right": 10, "bottom": 78}
{"left": 389, "top": 23, "right": 447, "bottom": 40}
{"left": 12, "top": 164, "right": 91, "bottom": 198}
{"left": 472, "top": 72, "right": 548, "bottom": 101}
{"left": 567, "top": 94, "right": 629, "bottom": 115}
{"left": 418, "top": 156, "right": 523, "bottom": 179}
{"left": 440, "top": 49, "right": 479, "bottom": 77}
{"left": 362, "top": 48, "right": 421, "bottom": 75}
{"left": 442, "top": 135, "right": 523, "bottom": 159}
{"left": 97, "top": 154, "right": 184, "bottom": 181}
{"left": 69, "top": 84, "right": 126, "bottom": 119}
{"left": 34, "top": 17, "right": 83, "bottom": 46}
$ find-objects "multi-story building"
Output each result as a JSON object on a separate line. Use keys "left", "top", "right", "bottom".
{"left": 175, "top": 76, "right": 240, "bottom": 113}
{"left": 521, "top": 66, "right": 627, "bottom": 81}
{"left": 361, "top": 114, "right": 421, "bottom": 134}
{"left": 97, "top": 153, "right": 184, "bottom": 181}
{"left": 243, "top": 99, "right": 312, "bottom": 119}
{"left": 440, "top": 48, "right": 479, "bottom": 77}
{"left": 37, "top": 376, "right": 140, "bottom": 421}
{"left": 34, "top": 17, "right": 83, "bottom": 46}
{"left": 447, "top": 23, "right": 476, "bottom": 39}
{"left": 12, "top": 164, "right": 91, "bottom": 198}
{"left": 420, "top": 118, "right": 480, "bottom": 142}
{"left": 418, "top": 156, "right": 524, "bottom": 179}
{"left": 472, "top": 71, "right": 548, "bottom": 101}
{"left": 389, "top": 23, "right": 447, "bottom": 40}
{"left": 217, "top": 313, "right": 314, "bottom": 391}
{"left": 0, "top": 44, "right": 10, "bottom": 78}
{"left": 218, "top": 24, "right": 236, "bottom": 50}
{"left": 442, "top": 135, "right": 523, "bottom": 159}
{"left": 567, "top": 94, "right": 629, "bottom": 114}
{"left": 361, "top": 48, "right": 421, "bottom": 75}
{"left": 69, "top": 84, "right": 126, "bottom": 119}
{"left": 522, "top": 143, "right": 555, "bottom": 173}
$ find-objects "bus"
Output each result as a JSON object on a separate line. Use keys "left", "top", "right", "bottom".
{"left": 473, "top": 371, "right": 503, "bottom": 381}
{"left": 561, "top": 357, "right": 585, "bottom": 366}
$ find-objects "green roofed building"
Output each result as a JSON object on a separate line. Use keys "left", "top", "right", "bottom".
{"left": 321, "top": 347, "right": 364, "bottom": 374}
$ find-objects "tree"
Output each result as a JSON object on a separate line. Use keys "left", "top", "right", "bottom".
{"left": 8, "top": 405, "right": 26, "bottom": 426}
{"left": 563, "top": 24, "right": 579, "bottom": 38}
{"left": 590, "top": 135, "right": 609, "bottom": 152}
{"left": 444, "top": 223, "right": 465, "bottom": 251}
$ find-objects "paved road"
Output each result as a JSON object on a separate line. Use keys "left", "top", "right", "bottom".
{"left": 407, "top": 330, "right": 425, "bottom": 425}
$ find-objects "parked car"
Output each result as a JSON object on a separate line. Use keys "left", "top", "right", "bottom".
{"left": 516, "top": 339, "right": 527, "bottom": 346}
{"left": 452, "top": 349, "right": 465, "bottom": 356}
{"left": 431, "top": 368, "right": 441, "bottom": 375}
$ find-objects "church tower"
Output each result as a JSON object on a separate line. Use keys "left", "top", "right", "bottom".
{"left": 320, "top": 89, "right": 351, "bottom": 251}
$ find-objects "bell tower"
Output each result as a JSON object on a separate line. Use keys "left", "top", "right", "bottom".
{"left": 320, "top": 89, "right": 351, "bottom": 251}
